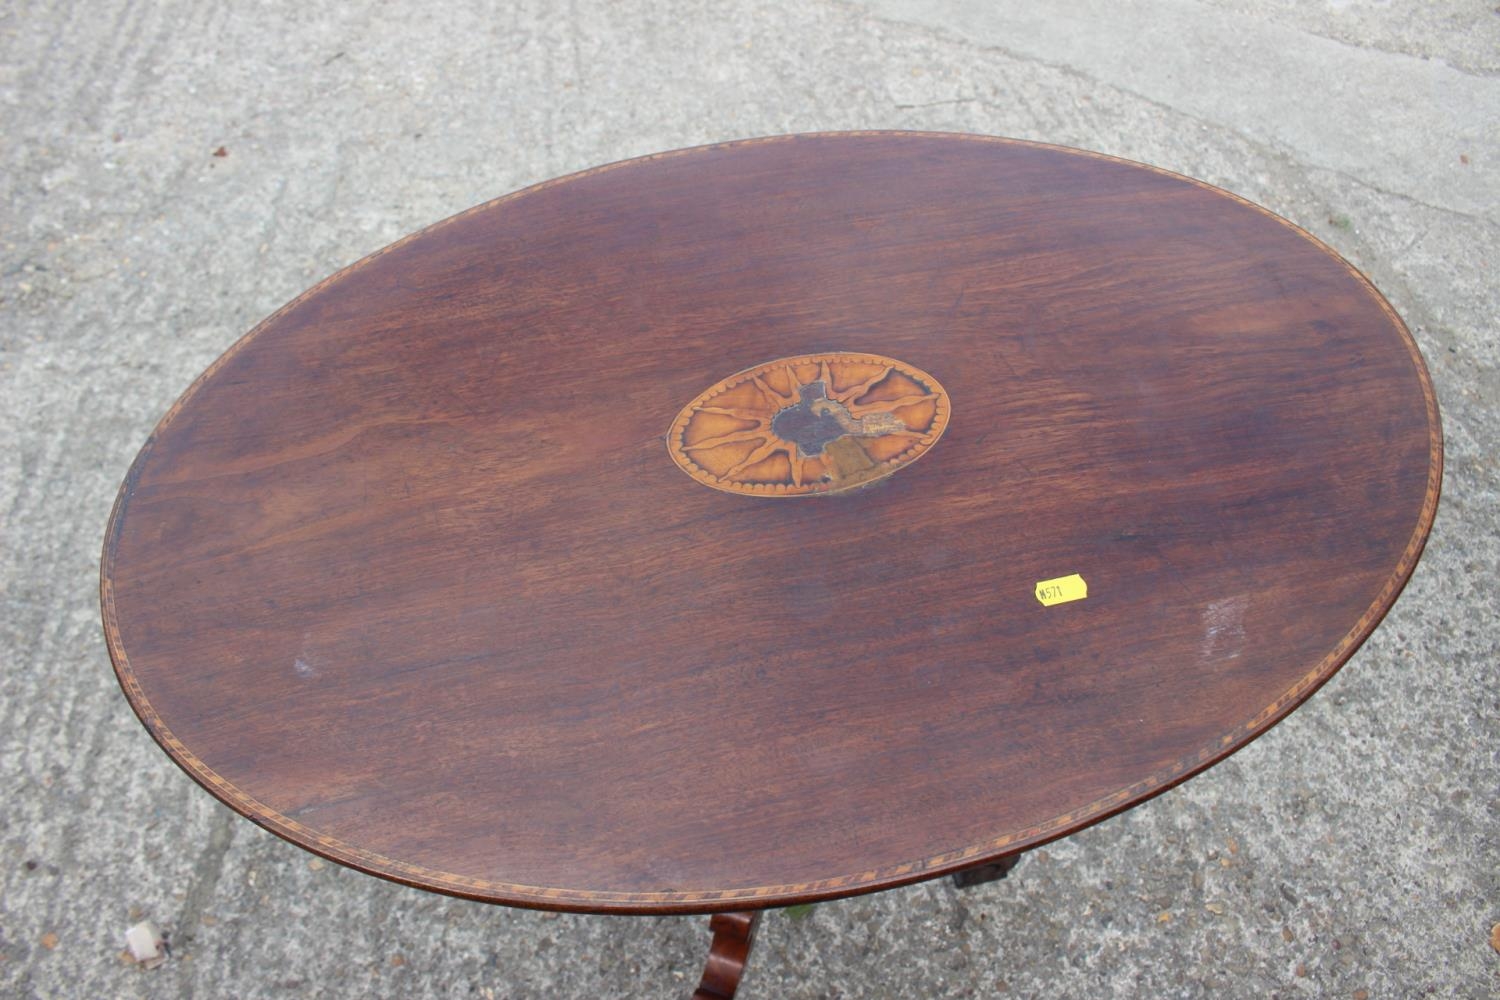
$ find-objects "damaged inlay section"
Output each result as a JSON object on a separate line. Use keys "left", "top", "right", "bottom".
{"left": 668, "top": 352, "right": 950, "bottom": 496}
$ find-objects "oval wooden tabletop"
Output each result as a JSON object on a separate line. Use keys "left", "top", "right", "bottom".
{"left": 102, "top": 132, "right": 1441, "bottom": 914}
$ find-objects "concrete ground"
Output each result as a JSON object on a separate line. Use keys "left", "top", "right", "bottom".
{"left": 2, "top": 1, "right": 1496, "bottom": 996}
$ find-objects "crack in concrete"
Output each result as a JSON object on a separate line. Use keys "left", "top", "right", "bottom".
{"left": 893, "top": 97, "right": 980, "bottom": 110}
{"left": 860, "top": 4, "right": 1495, "bottom": 231}
{"left": 171, "top": 806, "right": 237, "bottom": 990}
{"left": 845, "top": 0, "right": 1499, "bottom": 225}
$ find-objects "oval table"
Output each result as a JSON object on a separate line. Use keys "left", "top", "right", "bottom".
{"left": 101, "top": 132, "right": 1441, "bottom": 997}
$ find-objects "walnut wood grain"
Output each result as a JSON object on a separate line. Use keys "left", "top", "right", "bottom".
{"left": 100, "top": 132, "right": 1441, "bottom": 915}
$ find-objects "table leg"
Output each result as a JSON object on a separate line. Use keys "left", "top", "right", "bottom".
{"left": 950, "top": 853, "right": 1021, "bottom": 889}
{"left": 690, "top": 911, "right": 760, "bottom": 1000}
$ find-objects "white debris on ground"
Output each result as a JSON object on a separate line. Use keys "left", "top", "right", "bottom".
{"left": 124, "top": 922, "right": 166, "bottom": 969}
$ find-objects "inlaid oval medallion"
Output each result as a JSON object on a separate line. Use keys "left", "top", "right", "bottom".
{"left": 668, "top": 353, "right": 950, "bottom": 496}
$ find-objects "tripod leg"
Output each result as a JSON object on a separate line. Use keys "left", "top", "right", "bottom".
{"left": 690, "top": 911, "right": 761, "bottom": 1000}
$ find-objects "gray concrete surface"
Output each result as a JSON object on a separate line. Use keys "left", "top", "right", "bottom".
{"left": 1, "top": 0, "right": 1496, "bottom": 996}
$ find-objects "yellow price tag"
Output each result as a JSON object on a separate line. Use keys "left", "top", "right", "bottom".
{"left": 1036, "top": 573, "right": 1088, "bottom": 607}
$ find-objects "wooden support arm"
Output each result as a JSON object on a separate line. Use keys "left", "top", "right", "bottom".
{"left": 691, "top": 911, "right": 761, "bottom": 1000}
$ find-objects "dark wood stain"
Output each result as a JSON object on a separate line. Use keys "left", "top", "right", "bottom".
{"left": 100, "top": 133, "right": 1441, "bottom": 915}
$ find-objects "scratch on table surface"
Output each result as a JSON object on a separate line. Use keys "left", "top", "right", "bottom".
{"left": 1203, "top": 594, "right": 1249, "bottom": 664}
